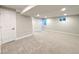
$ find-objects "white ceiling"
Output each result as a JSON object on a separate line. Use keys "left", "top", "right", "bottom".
{"left": 3, "top": 5, "right": 28, "bottom": 12}
{"left": 24, "top": 5, "right": 79, "bottom": 17}
{"left": 3, "top": 5, "right": 79, "bottom": 17}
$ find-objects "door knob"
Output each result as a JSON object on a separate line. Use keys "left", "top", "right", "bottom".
{"left": 11, "top": 28, "right": 15, "bottom": 30}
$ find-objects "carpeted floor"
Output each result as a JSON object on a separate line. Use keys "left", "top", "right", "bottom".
{"left": 1, "top": 31, "right": 79, "bottom": 54}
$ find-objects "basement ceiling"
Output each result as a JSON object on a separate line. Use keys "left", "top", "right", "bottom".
{"left": 24, "top": 5, "right": 79, "bottom": 17}
{"left": 3, "top": 5, "right": 28, "bottom": 12}
{"left": 2, "top": 5, "right": 79, "bottom": 17}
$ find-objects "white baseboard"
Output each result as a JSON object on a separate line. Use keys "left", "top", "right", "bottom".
{"left": 45, "top": 30, "right": 79, "bottom": 37}
{"left": 16, "top": 34, "right": 33, "bottom": 40}
{"left": 1, "top": 34, "right": 33, "bottom": 45}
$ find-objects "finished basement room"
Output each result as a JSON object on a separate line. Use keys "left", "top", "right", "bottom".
{"left": 0, "top": 5, "right": 79, "bottom": 54}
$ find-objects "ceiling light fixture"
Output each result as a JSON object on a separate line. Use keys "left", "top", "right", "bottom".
{"left": 21, "top": 5, "right": 37, "bottom": 14}
{"left": 64, "top": 13, "right": 67, "bottom": 16}
{"left": 45, "top": 16, "right": 47, "bottom": 18}
{"left": 37, "top": 14, "right": 40, "bottom": 17}
{"left": 61, "top": 8, "right": 66, "bottom": 11}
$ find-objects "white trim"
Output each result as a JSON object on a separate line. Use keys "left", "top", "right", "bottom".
{"left": 2, "top": 40, "right": 15, "bottom": 44}
{"left": 16, "top": 34, "right": 33, "bottom": 40}
{"left": 45, "top": 30, "right": 79, "bottom": 37}
{"left": 1, "top": 34, "right": 33, "bottom": 44}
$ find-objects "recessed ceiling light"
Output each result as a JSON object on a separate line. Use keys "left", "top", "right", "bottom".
{"left": 45, "top": 16, "right": 47, "bottom": 18}
{"left": 37, "top": 14, "right": 40, "bottom": 17}
{"left": 61, "top": 8, "right": 66, "bottom": 11}
{"left": 64, "top": 13, "right": 67, "bottom": 16}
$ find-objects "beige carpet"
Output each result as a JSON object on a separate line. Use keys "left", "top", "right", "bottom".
{"left": 1, "top": 31, "right": 79, "bottom": 54}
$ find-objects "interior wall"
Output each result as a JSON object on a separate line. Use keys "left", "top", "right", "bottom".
{"left": 46, "top": 15, "right": 79, "bottom": 34}
{"left": 32, "top": 15, "right": 79, "bottom": 35}
{"left": 16, "top": 13, "right": 32, "bottom": 39}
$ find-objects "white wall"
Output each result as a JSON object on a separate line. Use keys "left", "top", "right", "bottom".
{"left": 32, "top": 15, "right": 79, "bottom": 35}
{"left": 16, "top": 13, "right": 32, "bottom": 39}
{"left": 45, "top": 15, "right": 79, "bottom": 34}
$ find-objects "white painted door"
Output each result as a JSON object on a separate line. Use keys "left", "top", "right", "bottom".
{"left": 0, "top": 8, "right": 16, "bottom": 44}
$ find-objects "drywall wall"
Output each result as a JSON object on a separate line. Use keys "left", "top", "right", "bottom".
{"left": 16, "top": 13, "right": 32, "bottom": 39}
{"left": 0, "top": 7, "right": 16, "bottom": 44}
{"left": 32, "top": 15, "right": 79, "bottom": 35}
{"left": 45, "top": 15, "right": 79, "bottom": 35}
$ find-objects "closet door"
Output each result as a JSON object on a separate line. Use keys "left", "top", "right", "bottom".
{"left": 1, "top": 8, "right": 16, "bottom": 44}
